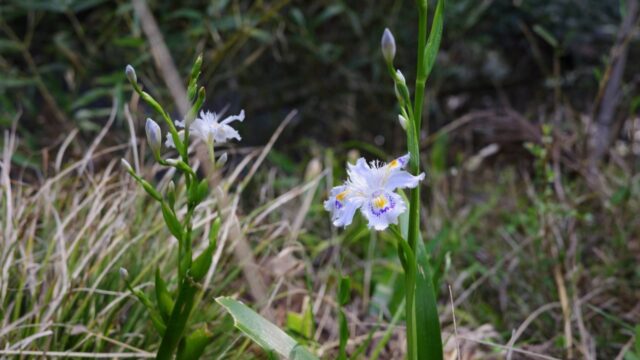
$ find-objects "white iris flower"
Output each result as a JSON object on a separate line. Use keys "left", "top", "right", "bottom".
{"left": 164, "top": 130, "right": 186, "bottom": 149}
{"left": 164, "top": 119, "right": 186, "bottom": 149}
{"left": 324, "top": 154, "right": 424, "bottom": 231}
{"left": 190, "top": 110, "right": 245, "bottom": 145}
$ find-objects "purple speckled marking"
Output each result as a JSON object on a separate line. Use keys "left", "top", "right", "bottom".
{"left": 335, "top": 200, "right": 343, "bottom": 209}
{"left": 370, "top": 192, "right": 395, "bottom": 216}
{"left": 398, "top": 156, "right": 408, "bottom": 166}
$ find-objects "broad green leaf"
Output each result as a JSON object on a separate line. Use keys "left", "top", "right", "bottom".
{"left": 338, "top": 310, "right": 349, "bottom": 360}
{"left": 414, "top": 240, "right": 443, "bottom": 360}
{"left": 161, "top": 202, "right": 183, "bottom": 240}
{"left": 190, "top": 241, "right": 214, "bottom": 281}
{"left": 635, "top": 325, "right": 640, "bottom": 355}
{"left": 286, "top": 296, "right": 314, "bottom": 339}
{"left": 399, "top": 192, "right": 443, "bottom": 360}
{"left": 176, "top": 327, "right": 212, "bottom": 360}
{"left": 155, "top": 269, "right": 174, "bottom": 322}
{"left": 216, "top": 297, "right": 318, "bottom": 359}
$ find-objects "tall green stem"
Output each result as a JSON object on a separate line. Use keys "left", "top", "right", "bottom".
{"left": 156, "top": 276, "right": 199, "bottom": 359}
{"left": 406, "top": 2, "right": 433, "bottom": 360}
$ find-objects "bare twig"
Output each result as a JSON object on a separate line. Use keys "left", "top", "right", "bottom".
{"left": 588, "top": 0, "right": 640, "bottom": 164}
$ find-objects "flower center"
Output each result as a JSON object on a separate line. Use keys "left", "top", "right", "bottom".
{"left": 373, "top": 195, "right": 387, "bottom": 209}
{"left": 370, "top": 191, "right": 395, "bottom": 216}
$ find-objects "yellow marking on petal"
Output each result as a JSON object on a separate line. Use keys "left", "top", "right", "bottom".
{"left": 336, "top": 190, "right": 348, "bottom": 202}
{"left": 373, "top": 195, "right": 387, "bottom": 209}
{"left": 388, "top": 159, "right": 399, "bottom": 168}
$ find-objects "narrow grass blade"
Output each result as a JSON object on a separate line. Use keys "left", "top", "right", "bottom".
{"left": 216, "top": 297, "right": 318, "bottom": 360}
{"left": 338, "top": 276, "right": 351, "bottom": 360}
{"left": 423, "top": 0, "right": 444, "bottom": 80}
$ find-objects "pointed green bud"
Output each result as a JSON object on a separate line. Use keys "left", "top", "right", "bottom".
{"left": 393, "top": 70, "right": 411, "bottom": 108}
{"left": 381, "top": 28, "right": 396, "bottom": 64}
{"left": 119, "top": 267, "right": 129, "bottom": 280}
{"left": 395, "top": 69, "right": 406, "bottom": 84}
{"left": 398, "top": 114, "right": 408, "bottom": 130}
{"left": 125, "top": 65, "right": 137, "bottom": 84}
{"left": 191, "top": 54, "right": 203, "bottom": 80}
{"left": 145, "top": 118, "right": 162, "bottom": 160}
{"left": 145, "top": 119, "right": 162, "bottom": 157}
{"left": 121, "top": 158, "right": 134, "bottom": 173}
{"left": 187, "top": 55, "right": 203, "bottom": 103}
{"left": 217, "top": 152, "right": 228, "bottom": 167}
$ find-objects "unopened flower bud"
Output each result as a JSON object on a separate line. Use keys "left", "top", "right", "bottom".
{"left": 145, "top": 118, "right": 161, "bottom": 159}
{"left": 398, "top": 115, "right": 408, "bottom": 130}
{"left": 121, "top": 158, "right": 133, "bottom": 173}
{"left": 125, "top": 65, "right": 137, "bottom": 84}
{"left": 381, "top": 28, "right": 396, "bottom": 64}
{"left": 119, "top": 267, "right": 129, "bottom": 280}
{"left": 395, "top": 69, "right": 406, "bottom": 84}
{"left": 165, "top": 158, "right": 179, "bottom": 166}
{"left": 217, "top": 152, "right": 228, "bottom": 167}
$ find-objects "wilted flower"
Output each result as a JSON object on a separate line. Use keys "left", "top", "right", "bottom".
{"left": 190, "top": 110, "right": 245, "bottom": 145}
{"left": 324, "top": 154, "right": 424, "bottom": 230}
{"left": 145, "top": 118, "right": 161, "bottom": 158}
{"left": 381, "top": 28, "right": 396, "bottom": 64}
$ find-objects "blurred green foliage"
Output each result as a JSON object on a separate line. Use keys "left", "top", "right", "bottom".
{"left": 1, "top": 0, "right": 633, "bottom": 155}
{"left": 1, "top": 0, "right": 639, "bottom": 358}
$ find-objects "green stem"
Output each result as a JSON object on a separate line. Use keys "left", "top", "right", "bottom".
{"left": 182, "top": 117, "right": 192, "bottom": 165}
{"left": 179, "top": 205, "right": 195, "bottom": 282}
{"left": 390, "top": 226, "right": 417, "bottom": 360}
{"left": 156, "top": 275, "right": 199, "bottom": 359}
{"left": 208, "top": 143, "right": 216, "bottom": 168}
{"left": 405, "top": 3, "right": 430, "bottom": 360}
{"left": 405, "top": 268, "right": 417, "bottom": 360}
